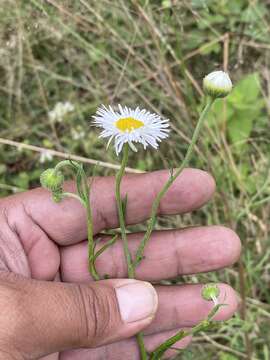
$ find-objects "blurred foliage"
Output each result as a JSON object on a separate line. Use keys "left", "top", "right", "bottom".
{"left": 0, "top": 0, "right": 270, "bottom": 359}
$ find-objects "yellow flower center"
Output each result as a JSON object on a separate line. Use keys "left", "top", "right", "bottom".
{"left": 115, "top": 117, "right": 144, "bottom": 132}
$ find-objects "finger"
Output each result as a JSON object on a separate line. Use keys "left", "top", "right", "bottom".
{"left": 0, "top": 206, "right": 60, "bottom": 281}
{"left": 61, "top": 226, "right": 241, "bottom": 282}
{"left": 60, "top": 328, "right": 191, "bottom": 360}
{"left": 40, "top": 354, "right": 58, "bottom": 360}
{"left": 0, "top": 273, "right": 157, "bottom": 358}
{"left": 60, "top": 284, "right": 238, "bottom": 359}
{"left": 144, "top": 283, "right": 239, "bottom": 335}
{"left": 5, "top": 168, "right": 215, "bottom": 245}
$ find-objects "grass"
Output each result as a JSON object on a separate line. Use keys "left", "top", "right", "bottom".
{"left": 0, "top": 0, "right": 270, "bottom": 359}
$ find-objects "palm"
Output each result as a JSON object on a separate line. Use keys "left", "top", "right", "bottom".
{"left": 0, "top": 169, "right": 240, "bottom": 359}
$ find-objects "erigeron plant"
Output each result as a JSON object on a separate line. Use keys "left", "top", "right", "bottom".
{"left": 40, "top": 70, "right": 233, "bottom": 359}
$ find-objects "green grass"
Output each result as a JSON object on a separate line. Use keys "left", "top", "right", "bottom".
{"left": 1, "top": 0, "right": 270, "bottom": 359}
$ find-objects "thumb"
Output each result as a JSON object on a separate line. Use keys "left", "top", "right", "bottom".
{"left": 0, "top": 273, "right": 158, "bottom": 359}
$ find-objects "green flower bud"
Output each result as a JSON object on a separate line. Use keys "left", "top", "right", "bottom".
{"left": 203, "top": 70, "right": 232, "bottom": 98}
{"left": 40, "top": 168, "right": 64, "bottom": 192}
{"left": 201, "top": 283, "right": 220, "bottom": 304}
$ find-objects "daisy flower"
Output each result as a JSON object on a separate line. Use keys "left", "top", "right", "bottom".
{"left": 92, "top": 105, "right": 170, "bottom": 155}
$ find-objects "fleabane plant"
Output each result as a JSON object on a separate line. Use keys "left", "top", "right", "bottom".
{"left": 93, "top": 104, "right": 170, "bottom": 155}
{"left": 40, "top": 70, "right": 233, "bottom": 359}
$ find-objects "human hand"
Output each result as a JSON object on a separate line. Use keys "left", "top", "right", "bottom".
{"left": 0, "top": 168, "right": 241, "bottom": 359}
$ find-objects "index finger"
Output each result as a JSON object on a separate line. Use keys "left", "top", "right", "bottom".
{"left": 5, "top": 168, "right": 215, "bottom": 245}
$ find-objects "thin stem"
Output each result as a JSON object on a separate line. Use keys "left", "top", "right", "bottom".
{"left": 54, "top": 159, "right": 75, "bottom": 173}
{"left": 136, "top": 333, "right": 148, "bottom": 360}
{"left": 115, "top": 145, "right": 147, "bottom": 358}
{"left": 150, "top": 303, "right": 223, "bottom": 360}
{"left": 115, "top": 144, "right": 134, "bottom": 278}
{"left": 86, "top": 200, "right": 99, "bottom": 281}
{"left": 93, "top": 235, "right": 118, "bottom": 261}
{"left": 62, "top": 192, "right": 85, "bottom": 206}
{"left": 82, "top": 173, "right": 100, "bottom": 281}
{"left": 135, "top": 98, "right": 215, "bottom": 266}
{"left": 52, "top": 159, "right": 100, "bottom": 280}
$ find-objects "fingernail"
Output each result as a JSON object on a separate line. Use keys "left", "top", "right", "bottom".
{"left": 116, "top": 281, "right": 158, "bottom": 323}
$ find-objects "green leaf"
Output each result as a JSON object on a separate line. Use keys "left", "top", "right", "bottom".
{"left": 94, "top": 234, "right": 118, "bottom": 261}
{"left": 227, "top": 110, "right": 254, "bottom": 146}
{"left": 219, "top": 352, "right": 238, "bottom": 360}
{"left": 12, "top": 172, "right": 30, "bottom": 189}
{"left": 225, "top": 72, "right": 264, "bottom": 151}
{"left": 0, "top": 164, "right": 7, "bottom": 174}
{"left": 122, "top": 194, "right": 128, "bottom": 219}
{"left": 229, "top": 72, "right": 261, "bottom": 104}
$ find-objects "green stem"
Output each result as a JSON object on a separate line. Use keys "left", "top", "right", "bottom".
{"left": 150, "top": 303, "right": 223, "bottom": 360}
{"left": 62, "top": 192, "right": 85, "bottom": 206}
{"left": 82, "top": 173, "right": 100, "bottom": 281}
{"left": 86, "top": 199, "right": 99, "bottom": 281}
{"left": 54, "top": 159, "right": 75, "bottom": 173}
{"left": 135, "top": 98, "right": 215, "bottom": 266}
{"left": 136, "top": 333, "right": 148, "bottom": 360}
{"left": 115, "top": 144, "right": 134, "bottom": 278}
{"left": 93, "top": 234, "right": 118, "bottom": 261}
{"left": 115, "top": 144, "right": 147, "bottom": 359}
{"left": 52, "top": 160, "right": 100, "bottom": 280}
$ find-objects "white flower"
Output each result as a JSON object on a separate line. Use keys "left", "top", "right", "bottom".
{"left": 48, "top": 101, "right": 75, "bottom": 122}
{"left": 71, "top": 128, "right": 85, "bottom": 140}
{"left": 92, "top": 105, "right": 170, "bottom": 155}
{"left": 203, "top": 70, "right": 232, "bottom": 98}
{"left": 39, "top": 150, "right": 53, "bottom": 163}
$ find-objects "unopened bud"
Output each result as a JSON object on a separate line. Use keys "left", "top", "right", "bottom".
{"left": 40, "top": 168, "right": 64, "bottom": 192}
{"left": 203, "top": 70, "right": 232, "bottom": 98}
{"left": 201, "top": 283, "right": 220, "bottom": 305}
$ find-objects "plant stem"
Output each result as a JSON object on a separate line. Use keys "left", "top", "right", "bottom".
{"left": 136, "top": 333, "right": 148, "bottom": 360}
{"left": 135, "top": 97, "right": 215, "bottom": 266}
{"left": 82, "top": 173, "right": 100, "bottom": 281}
{"left": 52, "top": 159, "right": 100, "bottom": 280}
{"left": 86, "top": 197, "right": 100, "bottom": 281}
{"left": 115, "top": 144, "right": 134, "bottom": 278}
{"left": 54, "top": 159, "right": 75, "bottom": 173}
{"left": 150, "top": 303, "right": 223, "bottom": 359}
{"left": 115, "top": 144, "right": 148, "bottom": 359}
{"left": 62, "top": 192, "right": 85, "bottom": 206}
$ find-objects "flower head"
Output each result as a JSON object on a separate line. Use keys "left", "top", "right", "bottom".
{"left": 201, "top": 283, "right": 220, "bottom": 306}
{"left": 203, "top": 71, "right": 232, "bottom": 98}
{"left": 40, "top": 168, "right": 65, "bottom": 203}
{"left": 40, "top": 168, "right": 64, "bottom": 192}
{"left": 92, "top": 105, "right": 170, "bottom": 155}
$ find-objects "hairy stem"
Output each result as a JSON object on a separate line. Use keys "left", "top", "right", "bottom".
{"left": 82, "top": 173, "right": 100, "bottom": 281}
{"left": 150, "top": 303, "right": 223, "bottom": 359}
{"left": 136, "top": 332, "right": 148, "bottom": 360}
{"left": 135, "top": 98, "right": 215, "bottom": 266}
{"left": 62, "top": 192, "right": 85, "bottom": 206}
{"left": 51, "top": 160, "right": 100, "bottom": 280}
{"left": 115, "top": 144, "right": 134, "bottom": 278}
{"left": 115, "top": 144, "right": 148, "bottom": 358}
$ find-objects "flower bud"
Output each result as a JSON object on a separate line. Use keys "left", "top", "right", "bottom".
{"left": 201, "top": 283, "right": 220, "bottom": 305}
{"left": 203, "top": 70, "right": 232, "bottom": 98}
{"left": 40, "top": 168, "right": 64, "bottom": 192}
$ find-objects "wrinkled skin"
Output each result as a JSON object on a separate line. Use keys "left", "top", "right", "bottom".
{"left": 0, "top": 169, "right": 241, "bottom": 359}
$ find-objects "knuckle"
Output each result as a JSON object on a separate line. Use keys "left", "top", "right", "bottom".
{"left": 75, "top": 283, "right": 118, "bottom": 347}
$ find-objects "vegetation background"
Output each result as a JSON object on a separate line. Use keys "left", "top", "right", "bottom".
{"left": 0, "top": 0, "right": 269, "bottom": 359}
